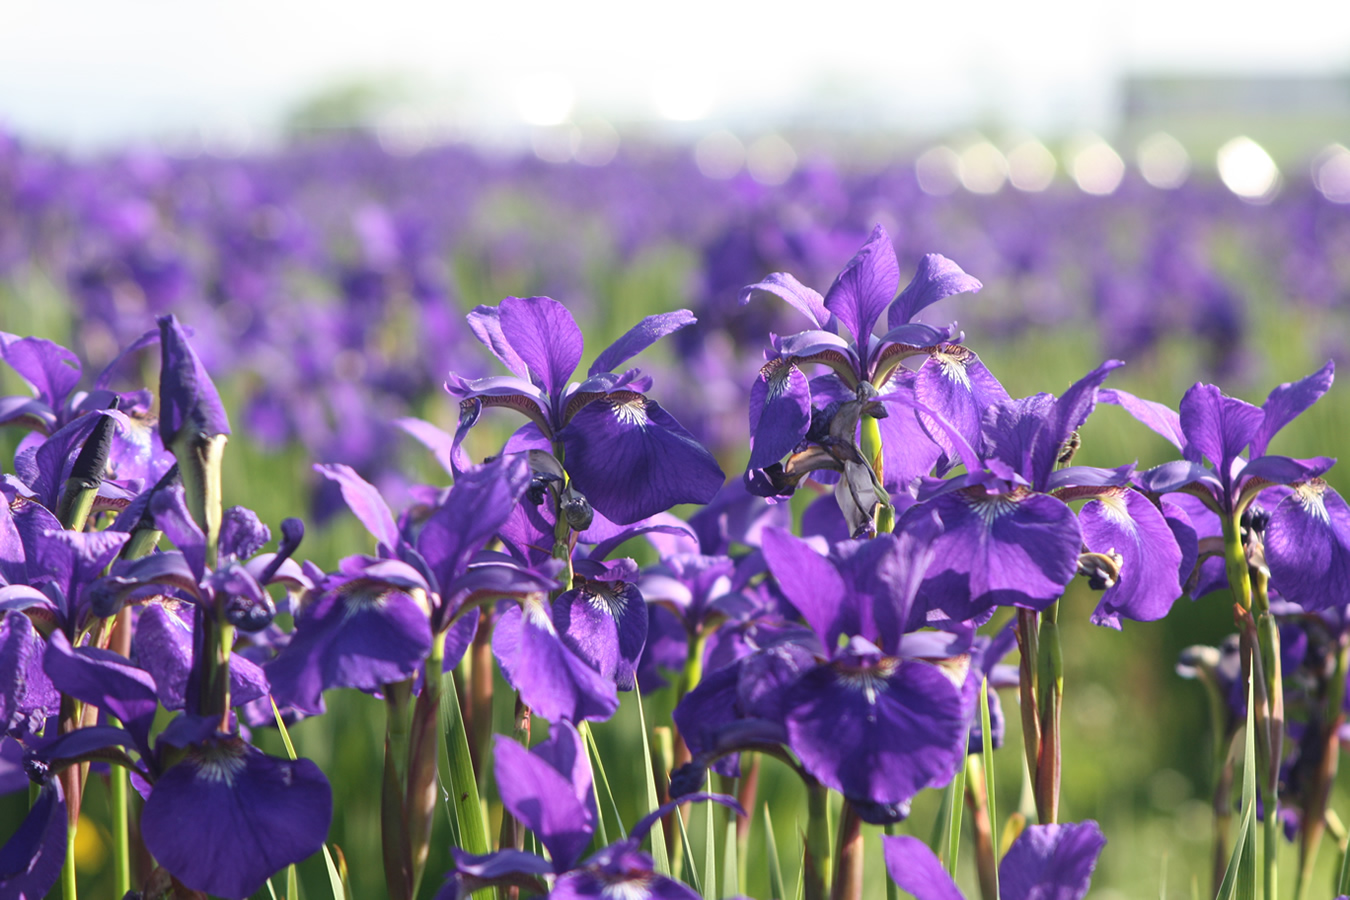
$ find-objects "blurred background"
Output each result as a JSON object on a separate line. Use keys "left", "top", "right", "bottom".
{"left": 4, "top": 2, "right": 1350, "bottom": 898}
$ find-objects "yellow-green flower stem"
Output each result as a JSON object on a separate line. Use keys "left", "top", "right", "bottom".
{"left": 1035, "top": 603, "right": 1063, "bottom": 825}
{"left": 804, "top": 780, "right": 833, "bottom": 900}
{"left": 858, "top": 413, "right": 893, "bottom": 534}
{"left": 407, "top": 631, "right": 446, "bottom": 899}
{"left": 1221, "top": 511, "right": 1253, "bottom": 611}
{"left": 1295, "top": 636, "right": 1350, "bottom": 900}
{"left": 58, "top": 693, "right": 85, "bottom": 900}
{"left": 381, "top": 678, "right": 415, "bottom": 900}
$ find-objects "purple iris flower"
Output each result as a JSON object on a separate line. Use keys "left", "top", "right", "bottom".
{"left": 1107, "top": 363, "right": 1343, "bottom": 610}
{"left": 446, "top": 295, "right": 724, "bottom": 525}
{"left": 908, "top": 360, "right": 1186, "bottom": 626}
{"left": 883, "top": 820, "right": 1106, "bottom": 900}
{"left": 432, "top": 720, "right": 740, "bottom": 900}
{"left": 672, "top": 519, "right": 973, "bottom": 823}
{"left": 265, "top": 455, "right": 557, "bottom": 714}
{"left": 31, "top": 633, "right": 332, "bottom": 899}
{"left": 739, "top": 223, "right": 983, "bottom": 492}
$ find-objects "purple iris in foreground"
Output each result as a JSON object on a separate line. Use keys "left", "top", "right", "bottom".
{"left": 447, "top": 295, "right": 724, "bottom": 524}
{"left": 433, "top": 720, "right": 739, "bottom": 900}
{"left": 883, "top": 820, "right": 1106, "bottom": 900}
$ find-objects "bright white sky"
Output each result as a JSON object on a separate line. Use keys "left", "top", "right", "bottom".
{"left": 3, "top": 0, "right": 1349, "bottom": 148}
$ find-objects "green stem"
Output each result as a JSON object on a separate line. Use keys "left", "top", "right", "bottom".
{"left": 407, "top": 632, "right": 446, "bottom": 899}
{"left": 1221, "top": 511, "right": 1252, "bottom": 611}
{"left": 829, "top": 801, "right": 863, "bottom": 900}
{"left": 804, "top": 781, "right": 833, "bottom": 900}
{"left": 62, "top": 816, "right": 77, "bottom": 900}
{"left": 980, "top": 679, "right": 1000, "bottom": 900}
{"left": 965, "top": 757, "right": 998, "bottom": 900}
{"left": 1035, "top": 604, "right": 1062, "bottom": 824}
{"left": 110, "top": 762, "right": 130, "bottom": 896}
{"left": 382, "top": 680, "right": 415, "bottom": 900}
{"left": 858, "top": 412, "right": 893, "bottom": 534}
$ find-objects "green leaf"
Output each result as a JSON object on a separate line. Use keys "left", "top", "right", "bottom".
{"left": 702, "top": 773, "right": 717, "bottom": 900}
{"left": 441, "top": 672, "right": 490, "bottom": 857}
{"left": 1216, "top": 674, "right": 1258, "bottom": 900}
{"left": 580, "top": 721, "right": 623, "bottom": 845}
{"left": 980, "top": 676, "right": 1000, "bottom": 900}
{"left": 677, "top": 807, "right": 703, "bottom": 897}
{"left": 321, "top": 844, "right": 346, "bottom": 900}
{"left": 1339, "top": 836, "right": 1350, "bottom": 897}
{"left": 946, "top": 746, "right": 969, "bottom": 874}
{"left": 634, "top": 680, "right": 671, "bottom": 876}
{"left": 271, "top": 696, "right": 298, "bottom": 761}
{"left": 287, "top": 864, "right": 299, "bottom": 900}
{"left": 764, "top": 804, "right": 787, "bottom": 900}
{"left": 722, "top": 802, "right": 739, "bottom": 900}
{"left": 266, "top": 878, "right": 279, "bottom": 900}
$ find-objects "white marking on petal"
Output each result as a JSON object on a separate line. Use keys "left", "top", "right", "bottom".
{"left": 761, "top": 358, "right": 797, "bottom": 401}
{"left": 191, "top": 740, "right": 249, "bottom": 787}
{"left": 963, "top": 489, "right": 1023, "bottom": 525}
{"left": 585, "top": 582, "right": 630, "bottom": 619}
{"left": 600, "top": 875, "right": 654, "bottom": 900}
{"left": 1295, "top": 481, "right": 1331, "bottom": 525}
{"left": 523, "top": 595, "right": 558, "bottom": 633}
{"left": 339, "top": 582, "right": 393, "bottom": 623}
{"left": 608, "top": 394, "right": 650, "bottom": 429}
{"left": 932, "top": 350, "right": 973, "bottom": 390}
{"left": 835, "top": 658, "right": 899, "bottom": 721}
{"left": 1094, "top": 489, "right": 1134, "bottom": 528}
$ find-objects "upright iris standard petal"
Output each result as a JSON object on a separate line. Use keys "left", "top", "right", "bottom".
{"left": 998, "top": 821, "right": 1106, "bottom": 900}
{"left": 1081, "top": 488, "right": 1184, "bottom": 628}
{"left": 783, "top": 649, "right": 968, "bottom": 811}
{"left": 747, "top": 358, "right": 812, "bottom": 470}
{"left": 141, "top": 735, "right": 333, "bottom": 900}
{"left": 761, "top": 528, "right": 852, "bottom": 650}
{"left": 738, "top": 272, "right": 833, "bottom": 331}
{"left": 133, "top": 602, "right": 269, "bottom": 711}
{"left": 418, "top": 453, "right": 531, "bottom": 590}
{"left": 560, "top": 392, "right": 724, "bottom": 526}
{"left": 1264, "top": 480, "right": 1350, "bottom": 612}
{"left": 498, "top": 296, "right": 584, "bottom": 398}
{"left": 917, "top": 487, "right": 1081, "bottom": 620}
{"left": 157, "top": 314, "right": 230, "bottom": 443}
{"left": 313, "top": 464, "right": 402, "bottom": 554}
{"left": 493, "top": 722, "right": 595, "bottom": 871}
{"left": 822, "top": 224, "right": 900, "bottom": 346}
{"left": 493, "top": 599, "right": 619, "bottom": 723}
{"left": 589, "top": 310, "right": 697, "bottom": 377}
{"left": 1028, "top": 360, "right": 1124, "bottom": 490}
{"left": 1252, "top": 361, "right": 1334, "bottom": 457}
{"left": 0, "top": 333, "right": 81, "bottom": 415}
{"left": 1177, "top": 383, "right": 1263, "bottom": 476}
{"left": 887, "top": 253, "right": 983, "bottom": 331}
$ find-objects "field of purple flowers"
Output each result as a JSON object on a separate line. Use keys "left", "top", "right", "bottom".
{"left": 2, "top": 129, "right": 1350, "bottom": 900}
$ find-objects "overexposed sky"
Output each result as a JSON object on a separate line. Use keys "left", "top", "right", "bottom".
{"left": 3, "top": 0, "right": 1349, "bottom": 147}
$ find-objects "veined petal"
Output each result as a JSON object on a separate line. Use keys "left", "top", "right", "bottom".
{"left": 493, "top": 600, "right": 619, "bottom": 723}
{"left": 560, "top": 392, "right": 724, "bottom": 526}
{"left": 141, "top": 737, "right": 332, "bottom": 900}
{"left": 887, "top": 253, "right": 982, "bottom": 331}
{"left": 1253, "top": 361, "right": 1334, "bottom": 458}
{"left": 0, "top": 333, "right": 81, "bottom": 410}
{"left": 313, "top": 464, "right": 400, "bottom": 555}
{"left": 498, "top": 296, "right": 584, "bottom": 397}
{"left": 762, "top": 528, "right": 853, "bottom": 649}
{"left": 466, "top": 304, "right": 529, "bottom": 379}
{"left": 881, "top": 835, "right": 964, "bottom": 900}
{"left": 1264, "top": 480, "right": 1350, "bottom": 612}
{"left": 915, "top": 345, "right": 1010, "bottom": 469}
{"left": 784, "top": 652, "right": 967, "bottom": 808}
{"left": 264, "top": 576, "right": 432, "bottom": 715}
{"left": 823, "top": 224, "right": 901, "bottom": 346}
{"left": 589, "top": 310, "right": 696, "bottom": 376}
{"left": 553, "top": 577, "right": 647, "bottom": 691}
{"left": 1179, "top": 382, "right": 1263, "bottom": 477}
{"left": 418, "top": 453, "right": 531, "bottom": 591}
{"left": 747, "top": 358, "right": 812, "bottom": 470}
{"left": 998, "top": 821, "right": 1106, "bottom": 900}
{"left": 0, "top": 610, "right": 57, "bottom": 739}
{"left": 739, "top": 272, "right": 833, "bottom": 331}
{"left": 0, "top": 777, "right": 66, "bottom": 900}
{"left": 1098, "top": 388, "right": 1187, "bottom": 452}
{"left": 493, "top": 722, "right": 595, "bottom": 871}
{"left": 916, "top": 488, "right": 1081, "bottom": 620}
{"left": 1081, "top": 488, "right": 1183, "bottom": 628}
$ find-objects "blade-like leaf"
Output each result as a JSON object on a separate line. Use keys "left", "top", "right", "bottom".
{"left": 678, "top": 808, "right": 703, "bottom": 896}
{"left": 765, "top": 804, "right": 787, "bottom": 900}
{"left": 442, "top": 673, "right": 491, "bottom": 862}
{"left": 980, "top": 676, "right": 999, "bottom": 900}
{"left": 635, "top": 678, "right": 671, "bottom": 875}
{"left": 1216, "top": 675, "right": 1258, "bottom": 900}
{"left": 703, "top": 772, "right": 717, "bottom": 900}
{"left": 580, "top": 721, "right": 618, "bottom": 846}
{"left": 722, "top": 801, "right": 739, "bottom": 900}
